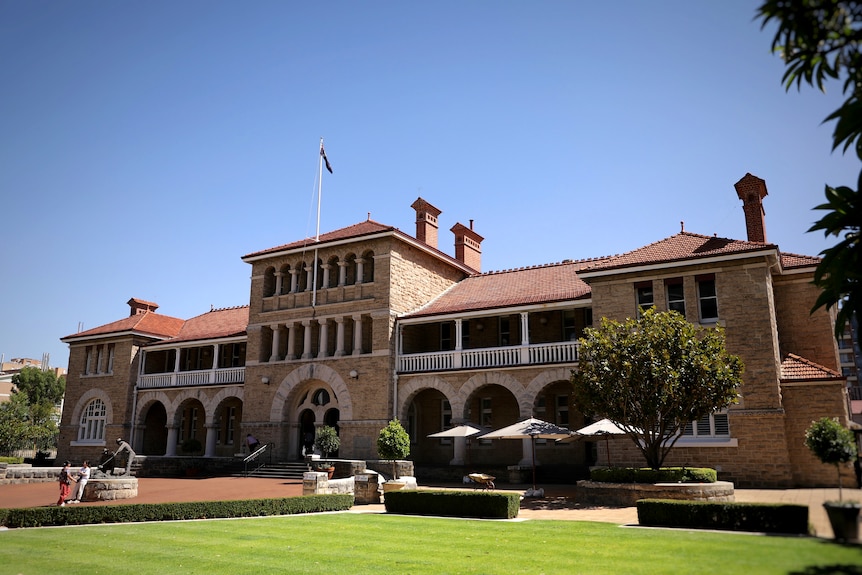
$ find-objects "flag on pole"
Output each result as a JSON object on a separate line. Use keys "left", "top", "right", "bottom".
{"left": 321, "top": 146, "right": 333, "bottom": 173}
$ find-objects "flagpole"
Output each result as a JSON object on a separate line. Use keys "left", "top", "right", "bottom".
{"left": 312, "top": 138, "right": 324, "bottom": 308}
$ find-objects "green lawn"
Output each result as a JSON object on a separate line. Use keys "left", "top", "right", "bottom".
{"left": 1, "top": 513, "right": 860, "bottom": 575}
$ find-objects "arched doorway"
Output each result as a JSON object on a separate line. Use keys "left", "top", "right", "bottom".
{"left": 140, "top": 402, "right": 168, "bottom": 455}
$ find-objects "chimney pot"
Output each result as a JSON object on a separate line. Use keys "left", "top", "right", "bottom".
{"left": 411, "top": 197, "right": 442, "bottom": 249}
{"left": 734, "top": 173, "right": 768, "bottom": 243}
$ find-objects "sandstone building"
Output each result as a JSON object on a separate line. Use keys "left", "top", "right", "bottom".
{"left": 57, "top": 173, "right": 852, "bottom": 487}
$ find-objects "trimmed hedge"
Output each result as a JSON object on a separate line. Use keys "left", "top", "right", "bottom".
{"left": 0, "top": 494, "right": 354, "bottom": 528}
{"left": 591, "top": 467, "right": 717, "bottom": 484}
{"left": 384, "top": 490, "right": 520, "bottom": 519}
{"left": 637, "top": 499, "right": 809, "bottom": 535}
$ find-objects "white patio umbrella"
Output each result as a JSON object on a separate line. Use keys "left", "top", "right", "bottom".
{"left": 482, "top": 418, "right": 573, "bottom": 492}
{"left": 427, "top": 424, "right": 485, "bottom": 466}
{"left": 560, "top": 418, "right": 633, "bottom": 467}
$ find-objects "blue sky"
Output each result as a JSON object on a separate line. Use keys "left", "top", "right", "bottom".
{"left": 1, "top": 1, "right": 857, "bottom": 371}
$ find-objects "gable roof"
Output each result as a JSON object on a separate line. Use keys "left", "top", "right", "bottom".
{"left": 780, "top": 353, "right": 844, "bottom": 382}
{"left": 402, "top": 258, "right": 605, "bottom": 318}
{"left": 578, "top": 232, "right": 779, "bottom": 276}
{"left": 61, "top": 312, "right": 184, "bottom": 343}
{"left": 242, "top": 220, "right": 396, "bottom": 260}
{"left": 163, "top": 306, "right": 249, "bottom": 344}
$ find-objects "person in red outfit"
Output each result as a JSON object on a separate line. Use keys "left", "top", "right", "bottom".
{"left": 57, "top": 461, "right": 75, "bottom": 506}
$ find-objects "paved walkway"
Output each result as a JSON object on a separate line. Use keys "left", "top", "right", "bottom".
{"left": 0, "top": 477, "right": 857, "bottom": 539}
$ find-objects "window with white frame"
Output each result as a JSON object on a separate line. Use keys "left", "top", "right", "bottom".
{"left": 96, "top": 345, "right": 104, "bottom": 374}
{"left": 84, "top": 346, "right": 93, "bottom": 375}
{"left": 635, "top": 282, "right": 654, "bottom": 317}
{"left": 78, "top": 399, "right": 107, "bottom": 442}
{"left": 681, "top": 412, "right": 729, "bottom": 439}
{"left": 666, "top": 279, "right": 685, "bottom": 315}
{"left": 697, "top": 275, "right": 719, "bottom": 322}
{"left": 106, "top": 343, "right": 115, "bottom": 374}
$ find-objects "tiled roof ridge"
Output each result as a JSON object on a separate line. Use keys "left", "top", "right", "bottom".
{"left": 184, "top": 305, "right": 249, "bottom": 322}
{"left": 244, "top": 219, "right": 396, "bottom": 257}
{"left": 482, "top": 255, "right": 616, "bottom": 276}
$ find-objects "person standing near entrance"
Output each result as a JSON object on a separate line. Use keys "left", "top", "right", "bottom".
{"left": 57, "top": 461, "right": 75, "bottom": 507}
{"left": 70, "top": 461, "right": 90, "bottom": 503}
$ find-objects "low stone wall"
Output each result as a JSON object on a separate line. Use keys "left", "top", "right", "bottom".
{"left": 0, "top": 464, "right": 63, "bottom": 485}
{"left": 576, "top": 480, "right": 735, "bottom": 507}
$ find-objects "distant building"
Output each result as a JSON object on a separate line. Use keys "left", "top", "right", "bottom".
{"left": 0, "top": 356, "right": 66, "bottom": 403}
{"left": 57, "top": 173, "right": 853, "bottom": 487}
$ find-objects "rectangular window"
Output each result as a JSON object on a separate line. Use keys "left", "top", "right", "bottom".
{"left": 226, "top": 406, "right": 236, "bottom": 445}
{"left": 499, "top": 317, "right": 510, "bottom": 346}
{"left": 84, "top": 346, "right": 93, "bottom": 375}
{"left": 106, "top": 343, "right": 115, "bottom": 374}
{"left": 563, "top": 310, "right": 576, "bottom": 341}
{"left": 96, "top": 345, "right": 104, "bottom": 374}
{"left": 440, "top": 323, "right": 452, "bottom": 350}
{"left": 635, "top": 281, "right": 654, "bottom": 317}
{"left": 697, "top": 275, "right": 718, "bottom": 322}
{"left": 556, "top": 395, "right": 569, "bottom": 428}
{"left": 682, "top": 412, "right": 730, "bottom": 438}
{"left": 665, "top": 279, "right": 685, "bottom": 315}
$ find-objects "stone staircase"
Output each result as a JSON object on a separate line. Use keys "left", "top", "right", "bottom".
{"left": 239, "top": 461, "right": 309, "bottom": 480}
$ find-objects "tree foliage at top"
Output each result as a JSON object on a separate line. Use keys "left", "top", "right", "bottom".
{"left": 758, "top": 0, "right": 862, "bottom": 338}
{"left": 377, "top": 419, "right": 410, "bottom": 479}
{"left": 571, "top": 309, "right": 743, "bottom": 470}
{"left": 804, "top": 416, "right": 857, "bottom": 500}
{"left": 12, "top": 366, "right": 65, "bottom": 406}
{"left": 5, "top": 366, "right": 66, "bottom": 454}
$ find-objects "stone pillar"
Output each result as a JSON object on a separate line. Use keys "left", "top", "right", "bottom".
{"left": 452, "top": 437, "right": 467, "bottom": 466}
{"left": 321, "top": 264, "right": 331, "bottom": 289}
{"left": 455, "top": 318, "right": 463, "bottom": 351}
{"left": 520, "top": 437, "right": 534, "bottom": 467}
{"left": 165, "top": 426, "right": 179, "bottom": 457}
{"left": 520, "top": 312, "right": 530, "bottom": 345}
{"left": 303, "top": 471, "right": 329, "bottom": 495}
{"left": 302, "top": 320, "right": 314, "bottom": 359}
{"left": 289, "top": 269, "right": 299, "bottom": 293}
{"left": 204, "top": 424, "right": 218, "bottom": 457}
{"left": 338, "top": 262, "right": 347, "bottom": 286}
{"left": 285, "top": 322, "right": 296, "bottom": 360}
{"left": 356, "top": 258, "right": 365, "bottom": 284}
{"left": 274, "top": 271, "right": 284, "bottom": 296}
{"left": 270, "top": 324, "right": 281, "bottom": 362}
{"left": 211, "top": 343, "right": 220, "bottom": 372}
{"left": 334, "top": 317, "right": 346, "bottom": 356}
{"left": 352, "top": 315, "right": 363, "bottom": 355}
{"left": 317, "top": 319, "right": 329, "bottom": 358}
{"left": 305, "top": 265, "right": 314, "bottom": 291}
{"left": 354, "top": 473, "right": 381, "bottom": 504}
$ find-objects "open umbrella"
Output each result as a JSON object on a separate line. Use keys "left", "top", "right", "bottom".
{"left": 559, "top": 418, "right": 632, "bottom": 467}
{"left": 427, "top": 424, "right": 484, "bottom": 466}
{"left": 482, "top": 417, "right": 572, "bottom": 494}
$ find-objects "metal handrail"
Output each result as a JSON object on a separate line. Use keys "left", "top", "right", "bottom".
{"left": 243, "top": 442, "right": 273, "bottom": 477}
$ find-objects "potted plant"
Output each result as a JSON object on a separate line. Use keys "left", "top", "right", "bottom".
{"left": 804, "top": 417, "right": 860, "bottom": 542}
{"left": 314, "top": 426, "right": 340, "bottom": 479}
{"left": 377, "top": 419, "right": 410, "bottom": 491}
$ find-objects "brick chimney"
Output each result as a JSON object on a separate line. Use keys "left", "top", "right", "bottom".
{"left": 128, "top": 298, "right": 159, "bottom": 316}
{"left": 411, "top": 197, "right": 442, "bottom": 249}
{"left": 734, "top": 173, "right": 768, "bottom": 243}
{"left": 451, "top": 220, "right": 484, "bottom": 271}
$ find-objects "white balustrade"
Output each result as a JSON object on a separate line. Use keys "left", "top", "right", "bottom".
{"left": 398, "top": 341, "right": 579, "bottom": 373}
{"left": 137, "top": 367, "right": 245, "bottom": 389}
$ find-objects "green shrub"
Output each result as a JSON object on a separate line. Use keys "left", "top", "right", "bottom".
{"left": 1, "top": 494, "right": 354, "bottom": 528}
{"left": 590, "top": 467, "right": 716, "bottom": 483}
{"left": 0, "top": 456, "right": 24, "bottom": 464}
{"left": 637, "top": 499, "right": 809, "bottom": 535}
{"left": 384, "top": 490, "right": 520, "bottom": 519}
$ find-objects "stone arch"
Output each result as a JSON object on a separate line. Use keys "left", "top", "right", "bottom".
{"left": 397, "top": 375, "right": 460, "bottom": 421}
{"left": 524, "top": 367, "right": 573, "bottom": 407}
{"left": 205, "top": 386, "right": 244, "bottom": 425}
{"left": 459, "top": 371, "right": 531, "bottom": 419}
{"left": 134, "top": 391, "right": 172, "bottom": 426}
{"left": 361, "top": 249, "right": 375, "bottom": 283}
{"left": 263, "top": 265, "right": 276, "bottom": 297}
{"left": 269, "top": 363, "right": 353, "bottom": 422}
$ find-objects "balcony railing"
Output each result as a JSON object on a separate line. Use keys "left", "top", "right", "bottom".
{"left": 397, "top": 341, "right": 579, "bottom": 373}
{"left": 138, "top": 367, "right": 245, "bottom": 389}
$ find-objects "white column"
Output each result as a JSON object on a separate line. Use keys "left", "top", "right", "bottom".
{"left": 338, "top": 262, "right": 347, "bottom": 286}
{"left": 455, "top": 319, "right": 463, "bottom": 351}
{"left": 165, "top": 426, "right": 179, "bottom": 456}
{"left": 172, "top": 347, "right": 181, "bottom": 386}
{"left": 286, "top": 322, "right": 296, "bottom": 360}
{"left": 520, "top": 312, "right": 530, "bottom": 345}
{"left": 289, "top": 269, "right": 299, "bottom": 293}
{"left": 270, "top": 324, "right": 281, "bottom": 362}
{"left": 302, "top": 320, "right": 314, "bottom": 359}
{"left": 356, "top": 258, "right": 365, "bottom": 284}
{"left": 334, "top": 317, "right": 346, "bottom": 356}
{"left": 305, "top": 265, "right": 314, "bottom": 291}
{"left": 317, "top": 319, "right": 329, "bottom": 358}
{"left": 352, "top": 315, "right": 363, "bottom": 355}
{"left": 452, "top": 436, "right": 467, "bottom": 465}
{"left": 204, "top": 424, "right": 218, "bottom": 457}
{"left": 519, "top": 437, "right": 534, "bottom": 467}
{"left": 321, "top": 264, "right": 331, "bottom": 289}
{"left": 274, "top": 271, "right": 284, "bottom": 296}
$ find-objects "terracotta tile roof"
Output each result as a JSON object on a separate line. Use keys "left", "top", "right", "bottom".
{"left": 403, "top": 259, "right": 605, "bottom": 318}
{"left": 780, "top": 252, "right": 821, "bottom": 270}
{"left": 165, "top": 306, "right": 249, "bottom": 344}
{"left": 579, "top": 232, "right": 778, "bottom": 274}
{"left": 62, "top": 312, "right": 184, "bottom": 341}
{"left": 242, "top": 220, "right": 396, "bottom": 259}
{"left": 780, "top": 353, "right": 844, "bottom": 382}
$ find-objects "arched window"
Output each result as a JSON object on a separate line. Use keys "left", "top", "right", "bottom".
{"left": 279, "top": 264, "right": 292, "bottom": 295}
{"left": 327, "top": 256, "right": 340, "bottom": 288}
{"left": 312, "top": 388, "right": 331, "bottom": 406}
{"left": 78, "top": 399, "right": 107, "bottom": 442}
{"left": 362, "top": 250, "right": 375, "bottom": 283}
{"left": 263, "top": 267, "right": 276, "bottom": 297}
{"left": 344, "top": 254, "right": 357, "bottom": 285}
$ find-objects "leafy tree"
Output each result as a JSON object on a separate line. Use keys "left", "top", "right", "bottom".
{"left": 804, "top": 417, "right": 857, "bottom": 501}
{"left": 314, "top": 425, "right": 341, "bottom": 458}
{"left": 0, "top": 394, "right": 32, "bottom": 456}
{"left": 377, "top": 419, "right": 410, "bottom": 480}
{"left": 758, "top": 0, "right": 862, "bottom": 338}
{"left": 571, "top": 309, "right": 743, "bottom": 470}
{"left": 10, "top": 366, "right": 65, "bottom": 453}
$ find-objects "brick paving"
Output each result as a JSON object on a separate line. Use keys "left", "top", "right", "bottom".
{"left": 0, "top": 477, "right": 858, "bottom": 539}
